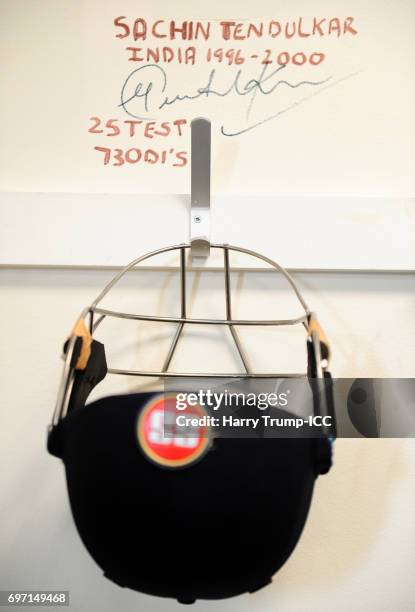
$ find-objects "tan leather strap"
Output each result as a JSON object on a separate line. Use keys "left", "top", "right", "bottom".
{"left": 70, "top": 319, "right": 92, "bottom": 370}
{"left": 308, "top": 316, "right": 331, "bottom": 364}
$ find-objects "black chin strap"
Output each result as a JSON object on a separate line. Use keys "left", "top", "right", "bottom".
{"left": 66, "top": 340, "right": 107, "bottom": 414}
{"left": 48, "top": 339, "right": 107, "bottom": 458}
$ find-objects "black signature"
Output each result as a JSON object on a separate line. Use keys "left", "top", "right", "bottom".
{"left": 119, "top": 63, "right": 332, "bottom": 136}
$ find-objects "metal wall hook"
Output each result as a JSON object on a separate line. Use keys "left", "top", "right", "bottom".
{"left": 190, "top": 118, "right": 211, "bottom": 258}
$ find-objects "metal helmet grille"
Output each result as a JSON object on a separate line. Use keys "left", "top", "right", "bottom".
{"left": 86, "top": 243, "right": 311, "bottom": 380}
{"left": 51, "top": 119, "right": 331, "bottom": 428}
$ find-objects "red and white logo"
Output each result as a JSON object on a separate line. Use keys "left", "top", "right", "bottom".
{"left": 137, "top": 394, "right": 211, "bottom": 468}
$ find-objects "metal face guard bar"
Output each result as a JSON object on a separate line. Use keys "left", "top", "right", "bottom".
{"left": 51, "top": 243, "right": 332, "bottom": 435}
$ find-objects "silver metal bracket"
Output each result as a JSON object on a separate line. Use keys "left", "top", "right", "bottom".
{"left": 190, "top": 117, "right": 211, "bottom": 259}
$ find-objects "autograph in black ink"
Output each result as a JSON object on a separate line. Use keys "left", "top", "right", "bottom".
{"left": 118, "top": 63, "right": 333, "bottom": 136}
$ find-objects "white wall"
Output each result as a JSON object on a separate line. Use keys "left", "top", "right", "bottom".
{"left": 0, "top": 267, "right": 414, "bottom": 611}
{"left": 2, "top": 0, "right": 415, "bottom": 198}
